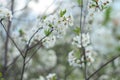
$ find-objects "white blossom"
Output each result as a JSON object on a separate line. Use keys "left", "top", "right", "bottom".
{"left": 68, "top": 48, "right": 95, "bottom": 67}
{"left": 84, "top": 46, "right": 95, "bottom": 65}
{"left": 0, "top": 7, "right": 12, "bottom": 20}
{"left": 72, "top": 33, "right": 90, "bottom": 48}
{"left": 88, "top": 0, "right": 112, "bottom": 13}
{"left": 46, "top": 73, "right": 56, "bottom": 80}
{"left": 68, "top": 51, "right": 82, "bottom": 67}
{"left": 11, "top": 9, "right": 73, "bottom": 49}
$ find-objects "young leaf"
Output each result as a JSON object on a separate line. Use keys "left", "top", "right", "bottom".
{"left": 42, "top": 15, "right": 47, "bottom": 19}
{"left": 73, "top": 27, "right": 81, "bottom": 35}
{"left": 19, "top": 29, "right": 25, "bottom": 36}
{"left": 48, "top": 24, "right": 53, "bottom": 28}
{"left": 44, "top": 29, "right": 51, "bottom": 36}
{"left": 103, "top": 7, "right": 112, "bottom": 25}
{"left": 60, "top": 9, "right": 66, "bottom": 17}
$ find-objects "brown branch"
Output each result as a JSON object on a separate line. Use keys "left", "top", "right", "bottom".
{"left": 25, "top": 43, "right": 43, "bottom": 64}
{"left": 0, "top": 20, "right": 24, "bottom": 57}
{"left": 3, "top": 21, "right": 10, "bottom": 78}
{"left": 28, "top": 28, "right": 53, "bottom": 50}
{"left": 20, "top": 57, "right": 26, "bottom": 80}
{"left": 27, "top": 27, "right": 43, "bottom": 47}
{"left": 6, "top": 55, "right": 20, "bottom": 71}
{"left": 20, "top": 27, "right": 53, "bottom": 80}
{"left": 79, "top": 0, "right": 88, "bottom": 80}
{"left": 87, "top": 54, "right": 120, "bottom": 80}
{"left": 1, "top": 0, "right": 21, "bottom": 78}
{"left": 26, "top": 28, "right": 53, "bottom": 64}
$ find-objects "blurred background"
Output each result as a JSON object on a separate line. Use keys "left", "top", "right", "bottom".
{"left": 0, "top": 0, "right": 120, "bottom": 80}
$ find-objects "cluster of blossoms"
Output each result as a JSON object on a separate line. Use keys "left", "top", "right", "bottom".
{"left": 89, "top": 0, "right": 120, "bottom": 54}
{"left": 68, "top": 32, "right": 95, "bottom": 67}
{"left": 72, "top": 33, "right": 90, "bottom": 48}
{"left": 68, "top": 46, "right": 95, "bottom": 67}
{"left": 89, "top": 0, "right": 112, "bottom": 11}
{"left": 67, "top": 0, "right": 106, "bottom": 67}
{"left": 12, "top": 9, "right": 73, "bottom": 49}
{"left": 0, "top": 7, "right": 12, "bottom": 20}
{"left": 68, "top": 50, "right": 81, "bottom": 67}
{"left": 88, "top": 0, "right": 112, "bottom": 23}
{"left": 39, "top": 12, "right": 73, "bottom": 48}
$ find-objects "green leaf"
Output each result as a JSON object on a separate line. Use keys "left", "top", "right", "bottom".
{"left": 73, "top": 27, "right": 81, "bottom": 35}
{"left": 42, "top": 15, "right": 47, "bottom": 19}
{"left": 60, "top": 9, "right": 66, "bottom": 17}
{"left": 48, "top": 24, "right": 53, "bottom": 28}
{"left": 44, "top": 29, "right": 51, "bottom": 36}
{"left": 19, "top": 29, "right": 24, "bottom": 36}
{"left": 103, "top": 7, "right": 112, "bottom": 25}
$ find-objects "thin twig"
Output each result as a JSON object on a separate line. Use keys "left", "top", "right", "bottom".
{"left": 26, "top": 28, "right": 53, "bottom": 64}
{"left": 87, "top": 54, "right": 120, "bottom": 80}
{"left": 20, "top": 45, "right": 29, "bottom": 80}
{"left": 82, "top": 0, "right": 88, "bottom": 29}
{"left": 27, "top": 27, "right": 43, "bottom": 47}
{"left": 0, "top": 20, "right": 24, "bottom": 58}
{"left": 1, "top": 0, "right": 15, "bottom": 78}
{"left": 7, "top": 55, "right": 20, "bottom": 71}
{"left": 20, "top": 27, "right": 53, "bottom": 80}
{"left": 20, "top": 57, "right": 26, "bottom": 80}
{"left": 25, "top": 43, "right": 43, "bottom": 64}
{"left": 79, "top": 0, "right": 87, "bottom": 80}
{"left": 28, "top": 28, "right": 53, "bottom": 50}
{"left": 80, "top": 0, "right": 83, "bottom": 34}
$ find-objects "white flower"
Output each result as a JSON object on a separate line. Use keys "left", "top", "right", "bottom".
{"left": 52, "top": 14, "right": 73, "bottom": 38}
{"left": 68, "top": 51, "right": 82, "bottom": 67}
{"left": 100, "top": 0, "right": 112, "bottom": 4}
{"left": 0, "top": 7, "right": 12, "bottom": 20}
{"left": 68, "top": 46, "right": 95, "bottom": 67}
{"left": 88, "top": 0, "right": 112, "bottom": 12}
{"left": 66, "top": 15, "right": 74, "bottom": 26}
{"left": 53, "top": 24, "right": 67, "bottom": 38}
{"left": 85, "top": 46, "right": 95, "bottom": 63}
{"left": 72, "top": 33, "right": 90, "bottom": 48}
{"left": 46, "top": 73, "right": 56, "bottom": 80}
{"left": 82, "top": 33, "right": 90, "bottom": 47}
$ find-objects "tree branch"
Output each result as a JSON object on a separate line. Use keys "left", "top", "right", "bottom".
{"left": 87, "top": 54, "right": 120, "bottom": 80}
{"left": 27, "top": 27, "right": 43, "bottom": 47}
{"left": 28, "top": 28, "right": 53, "bottom": 50}
{"left": 0, "top": 19, "right": 24, "bottom": 58}
{"left": 79, "top": 0, "right": 88, "bottom": 80}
